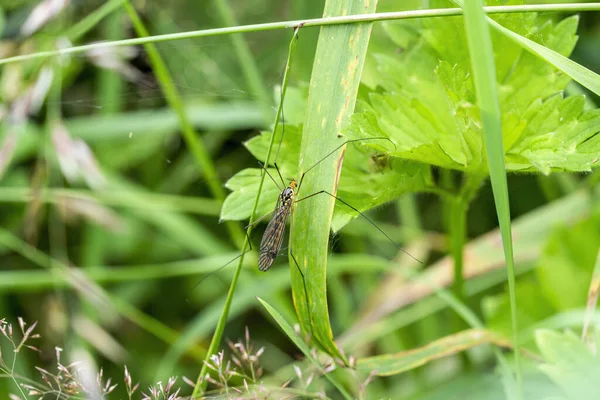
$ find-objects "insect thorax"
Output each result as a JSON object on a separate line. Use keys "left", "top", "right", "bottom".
{"left": 280, "top": 182, "right": 296, "bottom": 207}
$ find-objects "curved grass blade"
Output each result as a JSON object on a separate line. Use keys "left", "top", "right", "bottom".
{"left": 486, "top": 10, "right": 600, "bottom": 97}
{"left": 357, "top": 329, "right": 510, "bottom": 376}
{"left": 258, "top": 297, "right": 353, "bottom": 400}
{"left": 291, "top": 0, "right": 378, "bottom": 364}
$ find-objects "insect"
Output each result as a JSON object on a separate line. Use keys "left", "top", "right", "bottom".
{"left": 258, "top": 179, "right": 296, "bottom": 272}
{"left": 191, "top": 136, "right": 420, "bottom": 291}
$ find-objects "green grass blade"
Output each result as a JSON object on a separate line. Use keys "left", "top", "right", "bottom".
{"left": 0, "top": 228, "right": 207, "bottom": 360}
{"left": 357, "top": 328, "right": 510, "bottom": 376}
{"left": 458, "top": 0, "right": 521, "bottom": 395}
{"left": 0, "top": 187, "right": 220, "bottom": 216}
{"left": 258, "top": 297, "right": 353, "bottom": 400}
{"left": 0, "top": 254, "right": 241, "bottom": 291}
{"left": 67, "top": 103, "right": 263, "bottom": 141}
{"left": 290, "top": 0, "right": 377, "bottom": 363}
{"left": 191, "top": 28, "right": 300, "bottom": 397}
{"left": 66, "top": 0, "right": 126, "bottom": 42}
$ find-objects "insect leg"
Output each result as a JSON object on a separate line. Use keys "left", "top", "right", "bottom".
{"left": 246, "top": 208, "right": 277, "bottom": 230}
{"left": 297, "top": 137, "right": 396, "bottom": 193}
{"left": 289, "top": 250, "right": 313, "bottom": 327}
{"left": 190, "top": 231, "right": 254, "bottom": 291}
{"left": 295, "top": 190, "right": 422, "bottom": 263}
{"left": 272, "top": 162, "right": 288, "bottom": 187}
{"left": 191, "top": 209, "right": 279, "bottom": 291}
{"left": 257, "top": 161, "right": 284, "bottom": 191}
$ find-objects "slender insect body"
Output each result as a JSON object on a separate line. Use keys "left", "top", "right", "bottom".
{"left": 193, "top": 138, "right": 418, "bottom": 291}
{"left": 258, "top": 180, "right": 297, "bottom": 272}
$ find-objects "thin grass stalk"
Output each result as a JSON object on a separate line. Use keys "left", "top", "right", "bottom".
{"left": 450, "top": 198, "right": 466, "bottom": 302}
{"left": 65, "top": 0, "right": 126, "bottom": 42}
{"left": 191, "top": 28, "right": 301, "bottom": 398}
{"left": 2, "top": 4, "right": 599, "bottom": 66}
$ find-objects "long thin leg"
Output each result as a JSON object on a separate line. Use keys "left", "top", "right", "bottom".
{"left": 191, "top": 234, "right": 253, "bottom": 291}
{"left": 191, "top": 206, "right": 281, "bottom": 291}
{"left": 245, "top": 209, "right": 277, "bottom": 230}
{"left": 295, "top": 190, "right": 422, "bottom": 263}
{"left": 190, "top": 220, "right": 260, "bottom": 291}
{"left": 258, "top": 161, "right": 284, "bottom": 191}
{"left": 297, "top": 137, "right": 396, "bottom": 193}
{"left": 289, "top": 251, "right": 313, "bottom": 327}
{"left": 273, "top": 162, "right": 288, "bottom": 188}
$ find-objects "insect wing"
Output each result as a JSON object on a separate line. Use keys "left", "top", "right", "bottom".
{"left": 258, "top": 207, "right": 290, "bottom": 271}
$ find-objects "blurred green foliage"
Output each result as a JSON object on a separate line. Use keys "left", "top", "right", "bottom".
{"left": 0, "top": 0, "right": 599, "bottom": 399}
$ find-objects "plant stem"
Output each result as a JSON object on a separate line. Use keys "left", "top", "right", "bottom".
{"left": 2, "top": 4, "right": 599, "bottom": 65}
{"left": 450, "top": 197, "right": 467, "bottom": 300}
{"left": 191, "top": 27, "right": 301, "bottom": 399}
{"left": 396, "top": 194, "right": 421, "bottom": 234}
{"left": 66, "top": 0, "right": 126, "bottom": 42}
{"left": 451, "top": 172, "right": 485, "bottom": 300}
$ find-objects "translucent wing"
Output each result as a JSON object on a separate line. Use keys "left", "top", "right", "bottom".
{"left": 258, "top": 207, "right": 291, "bottom": 271}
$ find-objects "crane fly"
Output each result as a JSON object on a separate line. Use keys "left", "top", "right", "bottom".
{"left": 191, "top": 136, "right": 422, "bottom": 292}
{"left": 258, "top": 179, "right": 296, "bottom": 271}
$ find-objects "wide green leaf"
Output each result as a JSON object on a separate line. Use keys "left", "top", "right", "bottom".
{"left": 220, "top": 168, "right": 281, "bottom": 222}
{"left": 344, "top": 3, "right": 599, "bottom": 175}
